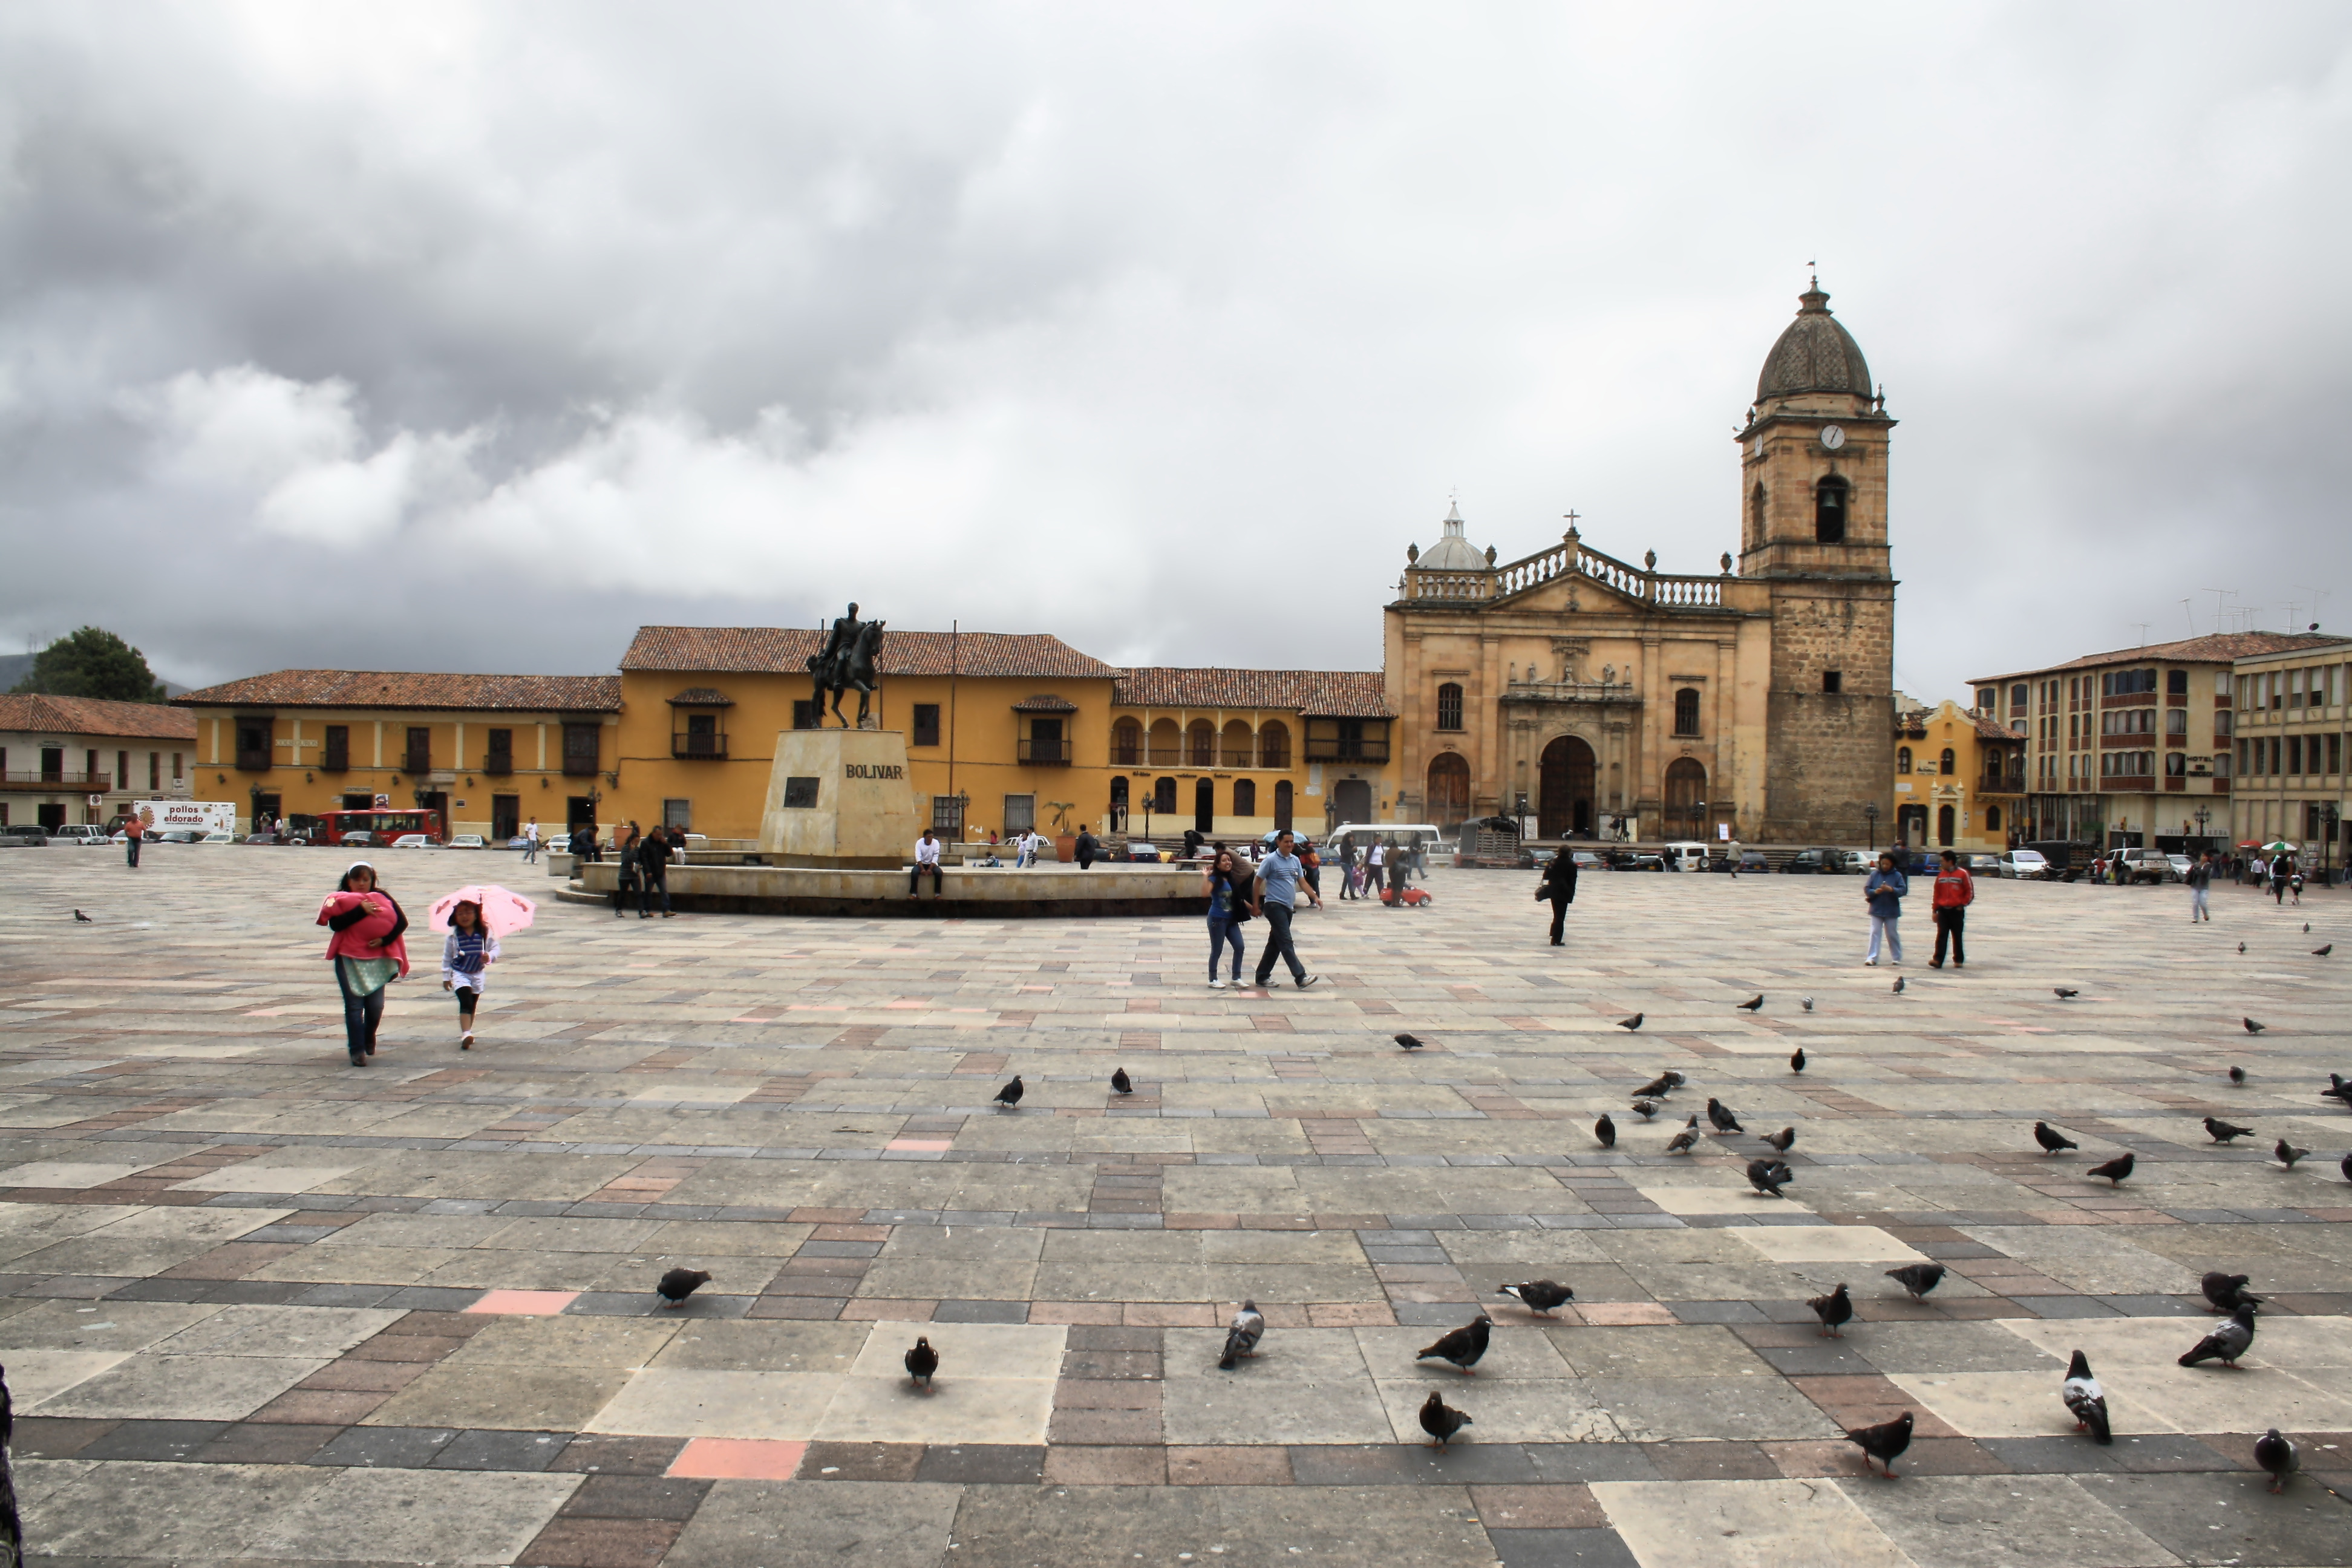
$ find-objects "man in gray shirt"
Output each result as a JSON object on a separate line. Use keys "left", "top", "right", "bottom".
{"left": 1251, "top": 830, "right": 1322, "bottom": 990}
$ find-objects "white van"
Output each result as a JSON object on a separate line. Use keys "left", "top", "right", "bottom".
{"left": 1662, "top": 841, "right": 1711, "bottom": 872}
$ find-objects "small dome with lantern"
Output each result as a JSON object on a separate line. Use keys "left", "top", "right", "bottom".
{"left": 1415, "top": 500, "right": 1489, "bottom": 570}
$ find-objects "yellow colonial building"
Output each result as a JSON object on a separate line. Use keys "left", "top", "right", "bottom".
{"left": 1892, "top": 698, "right": 2024, "bottom": 852}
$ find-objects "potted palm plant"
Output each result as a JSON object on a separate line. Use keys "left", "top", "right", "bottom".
{"left": 1049, "top": 802, "right": 1078, "bottom": 864}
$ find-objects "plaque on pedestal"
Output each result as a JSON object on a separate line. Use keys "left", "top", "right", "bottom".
{"left": 759, "top": 730, "right": 924, "bottom": 868}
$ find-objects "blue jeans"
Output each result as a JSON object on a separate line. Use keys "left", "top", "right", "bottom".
{"left": 1253, "top": 902, "right": 1306, "bottom": 985}
{"left": 1207, "top": 915, "right": 1246, "bottom": 980}
{"left": 334, "top": 959, "right": 387, "bottom": 1060}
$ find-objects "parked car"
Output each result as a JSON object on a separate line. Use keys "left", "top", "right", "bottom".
{"left": 1125, "top": 842, "right": 1162, "bottom": 862}
{"left": 544, "top": 834, "right": 570, "bottom": 854}
{"left": 447, "top": 834, "right": 486, "bottom": 850}
{"left": 391, "top": 834, "right": 436, "bottom": 849}
{"left": 2112, "top": 848, "right": 2174, "bottom": 885}
{"left": 1781, "top": 847, "right": 1846, "bottom": 874}
{"left": 1526, "top": 847, "right": 1558, "bottom": 869}
{"left": 1966, "top": 854, "right": 2003, "bottom": 874}
{"left": 0, "top": 825, "right": 50, "bottom": 846}
{"left": 2166, "top": 853, "right": 2193, "bottom": 882}
{"left": 1628, "top": 852, "right": 1665, "bottom": 872}
{"left": 1996, "top": 848, "right": 2050, "bottom": 880}
{"left": 1662, "top": 841, "right": 1710, "bottom": 872}
{"left": 200, "top": 831, "right": 237, "bottom": 844}
{"left": 157, "top": 829, "right": 202, "bottom": 844}
{"left": 1570, "top": 851, "right": 1605, "bottom": 872}
{"left": 1737, "top": 849, "right": 1771, "bottom": 874}
{"left": 1901, "top": 848, "right": 1940, "bottom": 877}
{"left": 48, "top": 825, "right": 111, "bottom": 847}
{"left": 340, "top": 831, "right": 377, "bottom": 848}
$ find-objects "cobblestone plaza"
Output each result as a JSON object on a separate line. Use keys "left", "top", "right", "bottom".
{"left": 2, "top": 852, "right": 2349, "bottom": 1566}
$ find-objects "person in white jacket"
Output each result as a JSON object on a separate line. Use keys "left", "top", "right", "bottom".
{"left": 440, "top": 900, "right": 501, "bottom": 1050}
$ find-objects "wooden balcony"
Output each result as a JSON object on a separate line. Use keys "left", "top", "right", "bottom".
{"left": 672, "top": 734, "right": 728, "bottom": 760}
{"left": 0, "top": 771, "right": 109, "bottom": 792}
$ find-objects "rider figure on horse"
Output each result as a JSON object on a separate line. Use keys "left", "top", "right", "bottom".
{"left": 808, "top": 602, "right": 884, "bottom": 727}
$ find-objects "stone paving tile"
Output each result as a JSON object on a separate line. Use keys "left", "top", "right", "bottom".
{"left": 4, "top": 855, "right": 2350, "bottom": 1564}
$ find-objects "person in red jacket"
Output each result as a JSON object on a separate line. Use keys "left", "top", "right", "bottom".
{"left": 1929, "top": 849, "right": 1973, "bottom": 970}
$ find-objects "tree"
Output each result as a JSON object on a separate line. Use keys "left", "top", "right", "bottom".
{"left": 9, "top": 627, "right": 168, "bottom": 703}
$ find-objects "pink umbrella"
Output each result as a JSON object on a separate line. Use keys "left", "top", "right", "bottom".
{"left": 427, "top": 884, "right": 537, "bottom": 936}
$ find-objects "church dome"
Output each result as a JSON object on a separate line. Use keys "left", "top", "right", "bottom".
{"left": 1756, "top": 282, "right": 1872, "bottom": 402}
{"left": 1416, "top": 500, "right": 1488, "bottom": 570}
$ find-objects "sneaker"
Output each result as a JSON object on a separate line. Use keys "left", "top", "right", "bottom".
{"left": 1296, "top": 973, "right": 1320, "bottom": 989}
{"left": 1864, "top": 959, "right": 1878, "bottom": 966}
{"left": 1210, "top": 979, "right": 1227, "bottom": 990}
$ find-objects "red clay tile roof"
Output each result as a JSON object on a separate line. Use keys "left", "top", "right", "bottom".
{"left": 174, "top": 671, "right": 622, "bottom": 713}
{"left": 1970, "top": 632, "right": 2346, "bottom": 685}
{"left": 1113, "top": 668, "right": 1393, "bottom": 717}
{"left": 664, "top": 688, "right": 734, "bottom": 707}
{"left": 622, "top": 626, "right": 1118, "bottom": 681}
{"left": 1010, "top": 694, "right": 1079, "bottom": 713}
{"left": 0, "top": 694, "right": 196, "bottom": 742}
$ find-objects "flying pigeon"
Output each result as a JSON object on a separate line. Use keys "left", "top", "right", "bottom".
{"left": 71, "top": 910, "right": 91, "bottom": 924}
{"left": 1892, "top": 976, "right": 1906, "bottom": 995}
{"left": 1790, "top": 1047, "right": 1806, "bottom": 1074}
{"left": 1737, "top": 995, "right": 1764, "bottom": 1011}
{"left": 1707, "top": 1098, "right": 1744, "bottom": 1134}
{"left": 1111, "top": 1068, "right": 1133, "bottom": 1095}
{"left": 2255, "top": 1428, "right": 2300, "bottom": 1493}
{"left": 2204, "top": 1116, "right": 2254, "bottom": 1144}
{"left": 1395, "top": 1033, "right": 1424, "bottom": 1051}
{"left": 1616, "top": 1013, "right": 1644, "bottom": 1031}
{"left": 1218, "top": 1300, "right": 1264, "bottom": 1370}
{"left": 1844, "top": 1411, "right": 1913, "bottom": 1478}
{"left": 1630, "top": 1099, "right": 1661, "bottom": 1120}
{"left": 2054, "top": 987, "right": 2079, "bottom": 999}
{"left": 1593, "top": 1113, "right": 1615, "bottom": 1149}
{"left": 991, "top": 1075, "right": 1024, "bottom": 1109}
{"left": 2178, "top": 1303, "right": 2257, "bottom": 1368}
{"left": 1885, "top": 1263, "right": 1945, "bottom": 1299}
{"left": 1415, "top": 1313, "right": 1491, "bottom": 1374}
{"left": 2034, "top": 1122, "right": 2079, "bottom": 1154}
{"left": 1801, "top": 996, "right": 1815, "bottom": 1012}
{"left": 2229, "top": 1065, "right": 2246, "bottom": 1085}
{"left": 1633, "top": 1074, "right": 1677, "bottom": 1099}
{"left": 1746, "top": 1158, "right": 1794, "bottom": 1198}
{"left": 1664, "top": 1125, "right": 1700, "bottom": 1155}
{"left": 1808, "top": 1282, "right": 1854, "bottom": 1338}
{"left": 2244, "top": 1018, "right": 2265, "bottom": 1034}
{"left": 1497, "top": 1279, "right": 1574, "bottom": 1317}
{"left": 655, "top": 1267, "right": 711, "bottom": 1308}
{"left": 2062, "top": 1350, "right": 2111, "bottom": 1443}
{"left": 2276, "top": 1138, "right": 2308, "bottom": 1170}
{"left": 2200, "top": 1272, "right": 2262, "bottom": 1314}
{"left": 2086, "top": 1152, "right": 2134, "bottom": 1185}
{"left": 904, "top": 1334, "right": 938, "bottom": 1390}
{"left": 1419, "top": 1388, "right": 1472, "bottom": 1449}
{"left": 2317, "top": 945, "right": 2334, "bottom": 957}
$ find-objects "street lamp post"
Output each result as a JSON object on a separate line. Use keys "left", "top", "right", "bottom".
{"left": 1863, "top": 802, "right": 1880, "bottom": 852}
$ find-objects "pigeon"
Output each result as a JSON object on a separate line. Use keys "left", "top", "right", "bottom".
{"left": 1497, "top": 1279, "right": 1575, "bottom": 1317}
{"left": 2054, "top": 987, "right": 2079, "bottom": 999}
{"left": 1217, "top": 1300, "right": 1264, "bottom": 1369}
{"left": 71, "top": 910, "right": 91, "bottom": 924}
{"left": 2344, "top": 1152, "right": 2352, "bottom": 1183}
{"left": 2178, "top": 1303, "right": 2257, "bottom": 1367}
{"left": 1844, "top": 1411, "right": 1914, "bottom": 1478}
{"left": 1664, "top": 1125, "right": 1700, "bottom": 1155}
{"left": 1737, "top": 995, "right": 1764, "bottom": 1011}
{"left": 1416, "top": 1313, "right": 1491, "bottom": 1374}
{"left": 1111, "top": 1068, "right": 1133, "bottom": 1095}
{"left": 2244, "top": 1018, "right": 2265, "bottom": 1034}
{"left": 2229, "top": 1065, "right": 2246, "bottom": 1085}
{"left": 1707, "top": 1099, "right": 1745, "bottom": 1135}
{"left": 2200, "top": 1272, "right": 2263, "bottom": 1314}
{"left": 1396, "top": 1033, "right": 1424, "bottom": 1051}
{"left": 1885, "top": 1263, "right": 1945, "bottom": 1299}
{"left": 655, "top": 1267, "right": 711, "bottom": 1308}
{"left": 2034, "top": 1122, "right": 2079, "bottom": 1154}
{"left": 1762, "top": 1126, "right": 1796, "bottom": 1154}
{"left": 2086, "top": 1152, "right": 2134, "bottom": 1185}
{"left": 904, "top": 1334, "right": 938, "bottom": 1389}
{"left": 1663, "top": 1070, "right": 1688, "bottom": 1088}
{"left": 1593, "top": 1113, "right": 1616, "bottom": 1149}
{"left": 2238, "top": 942, "right": 2247, "bottom": 953}
{"left": 2255, "top": 1428, "right": 2300, "bottom": 1493}
{"left": 2318, "top": 945, "right": 2334, "bottom": 958}
{"left": 1801, "top": 996, "right": 1815, "bottom": 1012}
{"left": 1630, "top": 1099, "right": 1661, "bottom": 1120}
{"left": 1633, "top": 1074, "right": 1677, "bottom": 1099}
{"left": 2062, "top": 1350, "right": 2112, "bottom": 1443}
{"left": 1790, "top": 1047, "right": 1806, "bottom": 1074}
{"left": 2204, "top": 1116, "right": 2254, "bottom": 1145}
{"left": 1808, "top": 1282, "right": 1854, "bottom": 1338}
{"left": 2307, "top": 922, "right": 2313, "bottom": 933}
{"left": 1746, "top": 1158, "right": 1794, "bottom": 1198}
{"left": 1617, "top": 1013, "right": 1644, "bottom": 1031}
{"left": 2276, "top": 1138, "right": 2308, "bottom": 1170}
{"left": 1419, "top": 1388, "right": 1472, "bottom": 1449}
{"left": 2325, "top": 1074, "right": 2352, "bottom": 1109}
{"left": 991, "top": 1075, "right": 1024, "bottom": 1109}
{"left": 1892, "top": 975, "right": 1906, "bottom": 994}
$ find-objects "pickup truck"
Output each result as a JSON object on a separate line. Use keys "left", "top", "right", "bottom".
{"left": 48, "top": 825, "right": 111, "bottom": 847}
{"left": 2112, "top": 848, "right": 2177, "bottom": 885}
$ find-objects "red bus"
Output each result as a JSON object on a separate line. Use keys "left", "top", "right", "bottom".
{"left": 312, "top": 808, "right": 446, "bottom": 847}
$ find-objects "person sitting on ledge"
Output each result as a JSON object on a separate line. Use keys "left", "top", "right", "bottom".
{"left": 910, "top": 828, "right": 944, "bottom": 898}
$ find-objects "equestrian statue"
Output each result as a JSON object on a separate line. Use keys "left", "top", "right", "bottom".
{"left": 808, "top": 601, "right": 887, "bottom": 727}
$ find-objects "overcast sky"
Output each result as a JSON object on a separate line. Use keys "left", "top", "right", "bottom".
{"left": 2, "top": 4, "right": 2347, "bottom": 697}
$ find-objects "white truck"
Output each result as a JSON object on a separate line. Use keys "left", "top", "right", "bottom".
{"left": 124, "top": 801, "right": 237, "bottom": 837}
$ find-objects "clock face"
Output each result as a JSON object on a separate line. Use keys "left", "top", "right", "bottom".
{"left": 1820, "top": 425, "right": 1846, "bottom": 450}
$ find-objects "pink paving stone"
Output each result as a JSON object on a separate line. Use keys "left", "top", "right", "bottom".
{"left": 465, "top": 1289, "right": 580, "bottom": 1316}
{"left": 1575, "top": 1301, "right": 1679, "bottom": 1326}
{"left": 667, "top": 1438, "right": 809, "bottom": 1481}
{"left": 1123, "top": 1302, "right": 1217, "bottom": 1327}
{"left": 886, "top": 1138, "right": 953, "bottom": 1151}
{"left": 1030, "top": 1301, "right": 1126, "bottom": 1325}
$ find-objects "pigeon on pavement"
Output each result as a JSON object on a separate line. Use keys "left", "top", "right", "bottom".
{"left": 991, "top": 1076, "right": 1024, "bottom": 1109}
{"left": 1844, "top": 1411, "right": 1913, "bottom": 1478}
{"left": 1630, "top": 1099, "right": 1661, "bottom": 1120}
{"left": 2062, "top": 1350, "right": 2112, "bottom": 1443}
{"left": 1801, "top": 996, "right": 1815, "bottom": 1011}
{"left": 2054, "top": 988, "right": 2079, "bottom": 999}
{"left": 1885, "top": 1263, "right": 1946, "bottom": 1299}
{"left": 2178, "top": 1304, "right": 2258, "bottom": 1368}
{"left": 1419, "top": 1389, "right": 1472, "bottom": 1449}
{"left": 2316, "top": 945, "right": 2334, "bottom": 957}
{"left": 1593, "top": 1113, "right": 1615, "bottom": 1149}
{"left": 1218, "top": 1301, "right": 1265, "bottom": 1369}
{"left": 1497, "top": 1280, "right": 1574, "bottom": 1317}
{"left": 1746, "top": 1158, "right": 1793, "bottom": 1198}
{"left": 656, "top": 1267, "right": 711, "bottom": 1308}
{"left": 1416, "top": 1314, "right": 1492, "bottom": 1374}
{"left": 1707, "top": 1099, "right": 1744, "bottom": 1134}
{"left": 2034, "top": 1122, "right": 2079, "bottom": 1154}
{"left": 1763, "top": 1126, "right": 1797, "bottom": 1154}
{"left": 904, "top": 1335, "right": 939, "bottom": 1390}
{"left": 2204, "top": 1116, "right": 2255, "bottom": 1144}
{"left": 1737, "top": 995, "right": 1764, "bottom": 1011}
{"left": 2255, "top": 1428, "right": 2300, "bottom": 1493}
{"left": 1111, "top": 1068, "right": 1134, "bottom": 1095}
{"left": 1616, "top": 1014, "right": 1644, "bottom": 1031}
{"left": 1790, "top": 1047, "right": 1806, "bottom": 1073}
{"left": 2344, "top": 1152, "right": 2352, "bottom": 1183}
{"left": 2239, "top": 942, "right": 2247, "bottom": 953}
{"left": 1664, "top": 1124, "right": 1701, "bottom": 1155}
{"left": 1396, "top": 1033, "right": 1424, "bottom": 1051}
{"left": 2086, "top": 1152, "right": 2135, "bottom": 1185}
{"left": 2200, "top": 1272, "right": 2263, "bottom": 1314}
{"left": 71, "top": 910, "right": 91, "bottom": 924}
{"left": 1633, "top": 1074, "right": 1677, "bottom": 1100}
{"left": 2324, "top": 1074, "right": 2352, "bottom": 1109}
{"left": 1662, "top": 1071, "right": 1688, "bottom": 1088}
{"left": 2229, "top": 1065, "right": 2247, "bottom": 1085}
{"left": 2244, "top": 1018, "right": 2265, "bottom": 1034}
{"left": 2276, "top": 1139, "right": 2309, "bottom": 1170}
{"left": 1892, "top": 976, "right": 1906, "bottom": 994}
{"left": 1808, "top": 1282, "right": 1854, "bottom": 1338}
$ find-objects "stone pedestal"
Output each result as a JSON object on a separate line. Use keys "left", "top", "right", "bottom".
{"left": 759, "top": 729, "right": 924, "bottom": 869}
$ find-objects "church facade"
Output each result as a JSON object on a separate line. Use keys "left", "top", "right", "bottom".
{"left": 1382, "top": 284, "right": 1897, "bottom": 845}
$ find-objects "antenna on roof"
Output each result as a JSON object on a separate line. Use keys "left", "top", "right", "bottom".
{"left": 2181, "top": 599, "right": 2195, "bottom": 638}
{"left": 2131, "top": 622, "right": 2151, "bottom": 647}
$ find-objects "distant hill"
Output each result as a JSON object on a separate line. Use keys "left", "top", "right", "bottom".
{"left": 0, "top": 650, "right": 189, "bottom": 698}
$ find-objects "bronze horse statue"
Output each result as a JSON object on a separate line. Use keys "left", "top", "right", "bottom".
{"left": 809, "top": 618, "right": 886, "bottom": 727}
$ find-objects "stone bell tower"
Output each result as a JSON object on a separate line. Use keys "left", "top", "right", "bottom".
{"left": 1738, "top": 280, "right": 1898, "bottom": 844}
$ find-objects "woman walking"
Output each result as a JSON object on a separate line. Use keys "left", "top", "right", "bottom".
{"left": 1202, "top": 848, "right": 1252, "bottom": 989}
{"left": 1863, "top": 850, "right": 1908, "bottom": 966}
{"left": 613, "top": 822, "right": 641, "bottom": 916}
{"left": 441, "top": 899, "right": 500, "bottom": 1049}
{"left": 319, "top": 862, "right": 408, "bottom": 1066}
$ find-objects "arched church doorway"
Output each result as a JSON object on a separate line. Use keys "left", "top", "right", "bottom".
{"left": 1664, "top": 759, "right": 1707, "bottom": 840}
{"left": 1425, "top": 753, "right": 1469, "bottom": 830}
{"left": 1538, "top": 736, "right": 1596, "bottom": 839}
